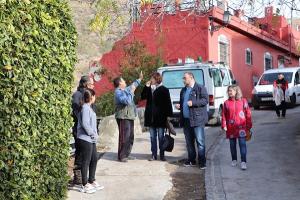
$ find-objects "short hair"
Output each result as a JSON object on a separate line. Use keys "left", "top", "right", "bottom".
{"left": 83, "top": 89, "right": 95, "bottom": 103}
{"left": 184, "top": 72, "right": 195, "bottom": 79}
{"left": 151, "top": 72, "right": 162, "bottom": 84}
{"left": 113, "top": 77, "right": 122, "bottom": 88}
{"left": 227, "top": 85, "right": 243, "bottom": 100}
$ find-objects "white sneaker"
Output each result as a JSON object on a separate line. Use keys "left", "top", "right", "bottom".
{"left": 91, "top": 181, "right": 104, "bottom": 191}
{"left": 241, "top": 162, "right": 247, "bottom": 170}
{"left": 80, "top": 183, "right": 97, "bottom": 194}
{"left": 231, "top": 160, "right": 237, "bottom": 167}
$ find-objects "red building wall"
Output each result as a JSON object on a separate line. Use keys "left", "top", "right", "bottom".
{"left": 96, "top": 11, "right": 210, "bottom": 96}
{"left": 207, "top": 7, "right": 300, "bottom": 100}
{"left": 95, "top": 7, "right": 300, "bottom": 101}
{"left": 208, "top": 28, "right": 299, "bottom": 100}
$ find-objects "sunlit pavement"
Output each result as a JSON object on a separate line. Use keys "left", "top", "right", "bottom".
{"left": 206, "top": 106, "right": 300, "bottom": 200}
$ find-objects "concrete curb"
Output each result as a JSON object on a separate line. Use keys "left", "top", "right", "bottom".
{"left": 205, "top": 132, "right": 227, "bottom": 200}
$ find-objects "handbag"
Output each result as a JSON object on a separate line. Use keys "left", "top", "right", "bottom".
{"left": 241, "top": 99, "right": 253, "bottom": 142}
{"left": 166, "top": 117, "right": 176, "bottom": 136}
{"left": 246, "top": 129, "right": 253, "bottom": 141}
{"left": 162, "top": 133, "right": 174, "bottom": 152}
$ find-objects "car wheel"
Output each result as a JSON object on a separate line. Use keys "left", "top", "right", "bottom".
{"left": 290, "top": 93, "right": 296, "bottom": 106}
{"left": 253, "top": 105, "right": 260, "bottom": 110}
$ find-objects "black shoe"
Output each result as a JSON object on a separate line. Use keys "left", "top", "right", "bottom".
{"left": 160, "top": 155, "right": 166, "bottom": 161}
{"left": 199, "top": 164, "right": 206, "bottom": 170}
{"left": 276, "top": 113, "right": 280, "bottom": 118}
{"left": 148, "top": 155, "right": 157, "bottom": 161}
{"left": 127, "top": 156, "right": 136, "bottom": 160}
{"left": 184, "top": 160, "right": 196, "bottom": 167}
{"left": 119, "top": 158, "right": 128, "bottom": 162}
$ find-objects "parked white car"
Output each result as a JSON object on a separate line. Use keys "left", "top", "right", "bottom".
{"left": 157, "top": 62, "right": 235, "bottom": 125}
{"left": 252, "top": 67, "right": 300, "bottom": 109}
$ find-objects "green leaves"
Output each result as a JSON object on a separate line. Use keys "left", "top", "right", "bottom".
{"left": 90, "top": 0, "right": 130, "bottom": 44}
{"left": 0, "top": 0, "right": 77, "bottom": 199}
{"left": 95, "top": 91, "right": 114, "bottom": 117}
{"left": 119, "top": 40, "right": 164, "bottom": 103}
{"left": 96, "top": 40, "right": 164, "bottom": 117}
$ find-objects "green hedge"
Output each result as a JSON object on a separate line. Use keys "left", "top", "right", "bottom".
{"left": 0, "top": 1, "right": 77, "bottom": 199}
{"left": 95, "top": 91, "right": 115, "bottom": 117}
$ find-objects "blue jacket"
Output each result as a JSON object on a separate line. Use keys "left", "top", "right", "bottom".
{"left": 179, "top": 82, "right": 209, "bottom": 127}
{"left": 114, "top": 79, "right": 141, "bottom": 120}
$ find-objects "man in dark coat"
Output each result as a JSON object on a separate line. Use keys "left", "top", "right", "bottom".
{"left": 71, "top": 76, "right": 95, "bottom": 185}
{"left": 141, "top": 72, "right": 173, "bottom": 161}
{"left": 176, "top": 72, "right": 208, "bottom": 169}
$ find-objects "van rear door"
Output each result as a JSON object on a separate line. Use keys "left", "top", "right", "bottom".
{"left": 162, "top": 68, "right": 205, "bottom": 116}
{"left": 209, "top": 68, "right": 225, "bottom": 108}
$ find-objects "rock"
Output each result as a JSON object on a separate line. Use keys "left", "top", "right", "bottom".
{"left": 137, "top": 107, "right": 148, "bottom": 132}
{"left": 97, "top": 115, "right": 143, "bottom": 150}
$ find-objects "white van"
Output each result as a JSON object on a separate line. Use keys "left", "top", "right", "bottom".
{"left": 157, "top": 62, "right": 235, "bottom": 125}
{"left": 252, "top": 67, "right": 300, "bottom": 109}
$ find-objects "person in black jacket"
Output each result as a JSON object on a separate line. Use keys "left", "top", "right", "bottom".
{"left": 141, "top": 72, "right": 173, "bottom": 161}
{"left": 71, "top": 76, "right": 95, "bottom": 185}
{"left": 175, "top": 72, "right": 208, "bottom": 169}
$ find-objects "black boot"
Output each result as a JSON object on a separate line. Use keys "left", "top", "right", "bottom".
{"left": 73, "top": 169, "right": 82, "bottom": 185}
{"left": 160, "top": 152, "right": 166, "bottom": 161}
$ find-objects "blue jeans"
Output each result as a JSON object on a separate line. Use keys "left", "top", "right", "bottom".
{"left": 149, "top": 127, "right": 165, "bottom": 157}
{"left": 230, "top": 137, "right": 247, "bottom": 162}
{"left": 183, "top": 119, "right": 206, "bottom": 165}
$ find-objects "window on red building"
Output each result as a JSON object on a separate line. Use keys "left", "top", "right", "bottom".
{"left": 264, "top": 52, "right": 273, "bottom": 71}
{"left": 218, "top": 35, "right": 230, "bottom": 65}
{"left": 278, "top": 55, "right": 285, "bottom": 68}
{"left": 245, "top": 48, "right": 253, "bottom": 65}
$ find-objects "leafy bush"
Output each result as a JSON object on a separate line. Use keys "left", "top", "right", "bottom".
{"left": 119, "top": 40, "right": 164, "bottom": 103}
{"left": 90, "top": 0, "right": 130, "bottom": 44}
{"left": 95, "top": 91, "right": 115, "bottom": 117}
{"left": 0, "top": 1, "right": 77, "bottom": 199}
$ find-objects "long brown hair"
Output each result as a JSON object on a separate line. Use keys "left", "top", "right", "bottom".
{"left": 227, "top": 85, "right": 243, "bottom": 100}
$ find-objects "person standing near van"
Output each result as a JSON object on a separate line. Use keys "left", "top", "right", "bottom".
{"left": 175, "top": 72, "right": 209, "bottom": 169}
{"left": 141, "top": 72, "right": 173, "bottom": 161}
{"left": 273, "top": 73, "right": 288, "bottom": 118}
{"left": 77, "top": 89, "right": 104, "bottom": 193}
{"left": 113, "top": 72, "right": 143, "bottom": 162}
{"left": 221, "top": 85, "right": 252, "bottom": 170}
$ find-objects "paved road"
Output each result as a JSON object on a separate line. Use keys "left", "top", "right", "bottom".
{"left": 206, "top": 106, "right": 300, "bottom": 200}
{"left": 68, "top": 106, "right": 300, "bottom": 200}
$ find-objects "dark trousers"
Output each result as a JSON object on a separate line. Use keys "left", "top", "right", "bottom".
{"left": 183, "top": 119, "right": 206, "bottom": 166}
{"left": 230, "top": 137, "right": 247, "bottom": 162}
{"left": 77, "top": 139, "right": 98, "bottom": 186}
{"left": 73, "top": 132, "right": 83, "bottom": 184}
{"left": 74, "top": 138, "right": 82, "bottom": 168}
{"left": 149, "top": 127, "right": 165, "bottom": 157}
{"left": 275, "top": 100, "right": 286, "bottom": 117}
{"left": 117, "top": 119, "right": 134, "bottom": 160}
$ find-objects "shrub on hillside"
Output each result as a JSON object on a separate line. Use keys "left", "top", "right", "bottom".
{"left": 119, "top": 40, "right": 164, "bottom": 103}
{"left": 95, "top": 91, "right": 115, "bottom": 117}
{"left": 0, "top": 1, "right": 77, "bottom": 199}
